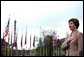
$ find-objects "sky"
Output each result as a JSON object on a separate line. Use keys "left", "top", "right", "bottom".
{"left": 1, "top": 1, "right": 83, "bottom": 50}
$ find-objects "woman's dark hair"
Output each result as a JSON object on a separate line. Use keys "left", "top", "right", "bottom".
{"left": 68, "top": 18, "right": 79, "bottom": 29}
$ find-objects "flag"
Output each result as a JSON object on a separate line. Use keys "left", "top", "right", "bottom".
{"left": 8, "top": 33, "right": 10, "bottom": 44}
{"left": 3, "top": 19, "right": 10, "bottom": 39}
{"left": 30, "top": 35, "right": 31, "bottom": 48}
{"left": 12, "top": 32, "right": 17, "bottom": 48}
{"left": 33, "top": 35, "right": 35, "bottom": 47}
{"left": 41, "top": 36, "right": 45, "bottom": 46}
{"left": 3, "top": 19, "right": 10, "bottom": 46}
{"left": 16, "top": 32, "right": 18, "bottom": 48}
{"left": 21, "top": 34, "right": 23, "bottom": 47}
{"left": 52, "top": 36, "right": 58, "bottom": 47}
{"left": 40, "top": 31, "right": 45, "bottom": 46}
{"left": 2, "top": 33, "right": 6, "bottom": 46}
{"left": 25, "top": 29, "right": 27, "bottom": 45}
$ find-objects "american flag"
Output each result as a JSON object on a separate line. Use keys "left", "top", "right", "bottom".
{"left": 41, "top": 36, "right": 45, "bottom": 46}
{"left": 3, "top": 19, "right": 10, "bottom": 39}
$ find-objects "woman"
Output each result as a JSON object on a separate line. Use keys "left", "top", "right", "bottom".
{"left": 61, "top": 18, "right": 83, "bottom": 56}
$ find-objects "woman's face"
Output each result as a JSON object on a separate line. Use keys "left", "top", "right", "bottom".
{"left": 69, "top": 21, "right": 76, "bottom": 31}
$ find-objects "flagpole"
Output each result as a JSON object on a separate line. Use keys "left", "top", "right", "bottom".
{"left": 34, "top": 47, "right": 35, "bottom": 56}
{"left": 3, "top": 17, "right": 10, "bottom": 56}
{"left": 24, "top": 26, "right": 27, "bottom": 56}
{"left": 21, "top": 47, "right": 23, "bottom": 56}
{"left": 11, "top": 32, "right": 12, "bottom": 56}
{"left": 40, "top": 38, "right": 41, "bottom": 56}
{"left": 21, "top": 32, "right": 23, "bottom": 56}
{"left": 34, "top": 44, "right": 35, "bottom": 56}
{"left": 33, "top": 35, "right": 35, "bottom": 56}
{"left": 7, "top": 19, "right": 10, "bottom": 56}
{"left": 25, "top": 41, "right": 27, "bottom": 56}
{"left": 43, "top": 46, "right": 44, "bottom": 55}
{"left": 40, "top": 27, "right": 42, "bottom": 56}
{"left": 3, "top": 33, "right": 6, "bottom": 56}
{"left": 6, "top": 39, "right": 7, "bottom": 56}
{"left": 8, "top": 15, "right": 10, "bottom": 56}
{"left": 7, "top": 34, "right": 9, "bottom": 56}
{"left": 46, "top": 46, "right": 47, "bottom": 56}
{"left": 14, "top": 20, "right": 17, "bottom": 56}
{"left": 15, "top": 29, "right": 18, "bottom": 56}
{"left": 8, "top": 14, "right": 10, "bottom": 56}
{"left": 21, "top": 47, "right": 22, "bottom": 56}
{"left": 42, "top": 30, "right": 44, "bottom": 56}
{"left": 30, "top": 34, "right": 31, "bottom": 55}
{"left": 26, "top": 45, "right": 28, "bottom": 56}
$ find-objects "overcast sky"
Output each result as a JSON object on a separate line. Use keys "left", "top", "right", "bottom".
{"left": 1, "top": 1, "right": 83, "bottom": 50}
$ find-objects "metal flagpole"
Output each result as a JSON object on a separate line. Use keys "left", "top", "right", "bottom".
{"left": 16, "top": 29, "right": 18, "bottom": 56}
{"left": 43, "top": 46, "right": 44, "bottom": 56}
{"left": 7, "top": 33, "right": 10, "bottom": 56}
{"left": 21, "top": 33, "right": 23, "bottom": 56}
{"left": 40, "top": 27, "right": 42, "bottom": 56}
{"left": 25, "top": 27, "right": 27, "bottom": 45}
{"left": 34, "top": 43, "right": 35, "bottom": 56}
{"left": 40, "top": 38, "right": 41, "bottom": 56}
{"left": 25, "top": 41, "right": 27, "bottom": 56}
{"left": 11, "top": 32, "right": 12, "bottom": 56}
{"left": 33, "top": 35, "right": 35, "bottom": 56}
{"left": 14, "top": 20, "right": 17, "bottom": 56}
{"left": 46, "top": 46, "right": 47, "bottom": 56}
{"left": 30, "top": 34, "right": 31, "bottom": 56}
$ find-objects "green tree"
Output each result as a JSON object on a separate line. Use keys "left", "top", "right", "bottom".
{"left": 36, "top": 35, "right": 65, "bottom": 56}
{"left": 36, "top": 35, "right": 53, "bottom": 56}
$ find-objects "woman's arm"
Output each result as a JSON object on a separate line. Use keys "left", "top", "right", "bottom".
{"left": 78, "top": 33, "right": 83, "bottom": 56}
{"left": 61, "top": 37, "right": 70, "bottom": 50}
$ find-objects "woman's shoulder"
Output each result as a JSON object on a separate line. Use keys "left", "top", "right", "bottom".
{"left": 77, "top": 31, "right": 83, "bottom": 36}
{"left": 76, "top": 31, "right": 83, "bottom": 38}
